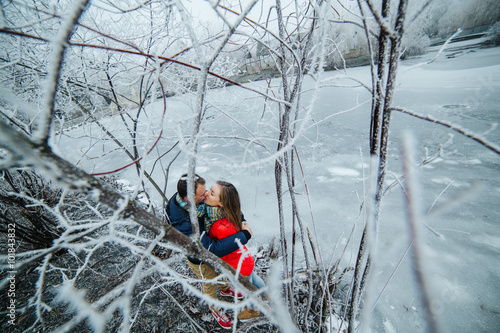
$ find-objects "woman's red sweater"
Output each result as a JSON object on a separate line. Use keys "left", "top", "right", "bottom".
{"left": 209, "top": 217, "right": 254, "bottom": 276}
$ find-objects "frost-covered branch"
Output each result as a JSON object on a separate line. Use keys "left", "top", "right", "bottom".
{"left": 0, "top": 28, "right": 292, "bottom": 107}
{"left": 0, "top": 121, "right": 258, "bottom": 293}
{"left": 403, "top": 28, "right": 463, "bottom": 72}
{"left": 400, "top": 132, "right": 444, "bottom": 333}
{"left": 363, "top": 0, "right": 395, "bottom": 37}
{"left": 37, "top": 0, "right": 90, "bottom": 144}
{"left": 391, "top": 106, "right": 500, "bottom": 155}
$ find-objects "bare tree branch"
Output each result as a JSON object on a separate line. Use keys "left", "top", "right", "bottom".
{"left": 391, "top": 106, "right": 500, "bottom": 155}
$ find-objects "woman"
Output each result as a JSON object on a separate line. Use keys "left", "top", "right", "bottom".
{"left": 204, "top": 180, "right": 265, "bottom": 321}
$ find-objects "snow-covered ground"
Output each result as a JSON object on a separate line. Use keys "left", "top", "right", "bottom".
{"left": 59, "top": 37, "right": 500, "bottom": 332}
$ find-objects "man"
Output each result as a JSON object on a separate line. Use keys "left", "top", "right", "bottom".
{"left": 165, "top": 173, "right": 253, "bottom": 329}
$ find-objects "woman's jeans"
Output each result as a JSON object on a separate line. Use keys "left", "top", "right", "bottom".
{"left": 248, "top": 271, "right": 266, "bottom": 294}
{"left": 248, "top": 271, "right": 267, "bottom": 310}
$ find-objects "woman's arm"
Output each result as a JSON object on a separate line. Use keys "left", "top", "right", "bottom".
{"left": 200, "top": 231, "right": 250, "bottom": 257}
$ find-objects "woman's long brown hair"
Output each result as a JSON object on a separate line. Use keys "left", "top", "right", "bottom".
{"left": 217, "top": 181, "right": 242, "bottom": 231}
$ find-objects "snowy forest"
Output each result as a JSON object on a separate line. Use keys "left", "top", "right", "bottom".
{"left": 1, "top": 0, "right": 499, "bottom": 332}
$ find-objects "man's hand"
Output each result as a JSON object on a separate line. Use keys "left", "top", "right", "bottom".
{"left": 242, "top": 222, "right": 253, "bottom": 237}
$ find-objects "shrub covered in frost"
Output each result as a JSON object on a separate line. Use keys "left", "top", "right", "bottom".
{"left": 401, "top": 30, "right": 431, "bottom": 59}
{"left": 485, "top": 21, "right": 500, "bottom": 46}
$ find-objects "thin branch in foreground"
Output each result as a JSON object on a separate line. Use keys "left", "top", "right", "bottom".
{"left": 391, "top": 106, "right": 500, "bottom": 156}
{"left": 400, "top": 131, "right": 445, "bottom": 333}
{"left": 404, "top": 28, "right": 463, "bottom": 70}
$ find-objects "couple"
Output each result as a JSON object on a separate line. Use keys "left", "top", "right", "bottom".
{"left": 165, "top": 174, "right": 265, "bottom": 329}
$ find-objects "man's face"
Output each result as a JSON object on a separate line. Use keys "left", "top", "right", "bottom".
{"left": 194, "top": 184, "right": 207, "bottom": 204}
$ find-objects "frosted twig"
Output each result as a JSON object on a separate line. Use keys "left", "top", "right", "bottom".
{"left": 369, "top": 240, "right": 413, "bottom": 313}
{"left": 150, "top": 276, "right": 206, "bottom": 332}
{"left": 403, "top": 28, "right": 463, "bottom": 72}
{"left": 0, "top": 221, "right": 109, "bottom": 276}
{"left": 388, "top": 171, "right": 444, "bottom": 238}
{"left": 37, "top": 0, "right": 90, "bottom": 144}
{"left": 408, "top": 0, "right": 434, "bottom": 25}
{"left": 363, "top": 0, "right": 395, "bottom": 37}
{"left": 427, "top": 181, "right": 455, "bottom": 214}
{"left": 91, "top": 0, "right": 154, "bottom": 14}
{"left": 218, "top": 2, "right": 301, "bottom": 63}
{"left": 305, "top": 98, "right": 371, "bottom": 130}
{"left": 400, "top": 131, "right": 444, "bottom": 333}
{"left": 0, "top": 28, "right": 292, "bottom": 108}
{"left": 391, "top": 106, "right": 500, "bottom": 155}
{"left": 426, "top": 181, "right": 485, "bottom": 219}
{"left": 327, "top": 38, "right": 348, "bottom": 73}
{"left": 349, "top": 155, "right": 378, "bottom": 333}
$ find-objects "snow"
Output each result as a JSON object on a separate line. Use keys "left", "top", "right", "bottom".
{"left": 58, "top": 37, "right": 500, "bottom": 332}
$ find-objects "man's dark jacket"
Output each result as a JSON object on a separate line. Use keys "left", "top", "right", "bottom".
{"left": 165, "top": 193, "right": 251, "bottom": 264}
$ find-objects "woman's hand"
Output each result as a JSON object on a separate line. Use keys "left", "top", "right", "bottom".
{"left": 242, "top": 222, "right": 253, "bottom": 237}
